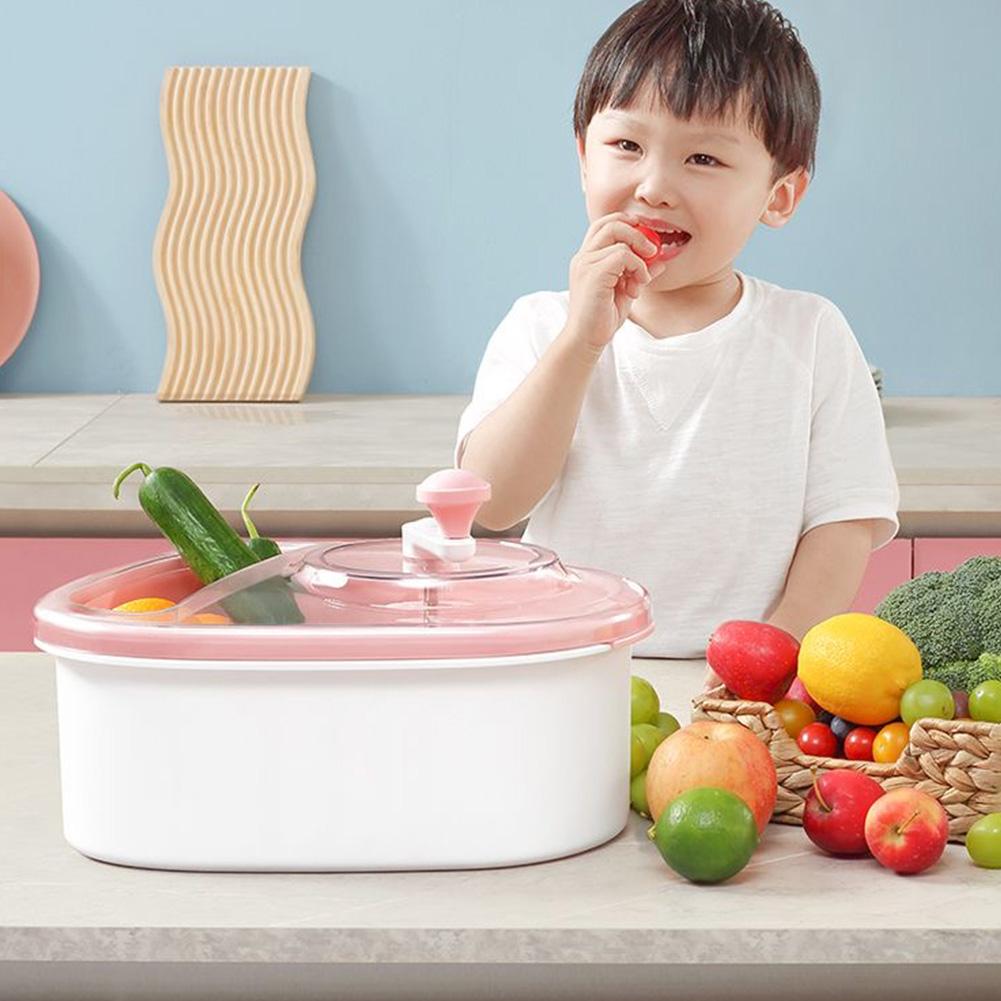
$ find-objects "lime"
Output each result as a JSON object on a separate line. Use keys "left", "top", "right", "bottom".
{"left": 966, "top": 813, "right": 1001, "bottom": 868}
{"left": 630, "top": 770, "right": 650, "bottom": 817}
{"left": 654, "top": 711, "right": 680, "bottom": 739}
{"left": 651, "top": 787, "right": 759, "bottom": 884}
{"left": 631, "top": 676, "right": 660, "bottom": 725}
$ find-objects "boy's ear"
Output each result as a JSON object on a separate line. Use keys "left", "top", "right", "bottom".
{"left": 760, "top": 167, "right": 810, "bottom": 229}
{"left": 576, "top": 134, "right": 587, "bottom": 192}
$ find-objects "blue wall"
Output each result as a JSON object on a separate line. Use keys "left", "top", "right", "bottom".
{"left": 1, "top": 0, "right": 998, "bottom": 396}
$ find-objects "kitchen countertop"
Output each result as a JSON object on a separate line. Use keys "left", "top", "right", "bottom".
{"left": 3, "top": 651, "right": 999, "bottom": 1001}
{"left": 0, "top": 394, "right": 1000, "bottom": 537}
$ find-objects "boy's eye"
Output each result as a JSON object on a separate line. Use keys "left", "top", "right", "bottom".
{"left": 613, "top": 142, "right": 721, "bottom": 167}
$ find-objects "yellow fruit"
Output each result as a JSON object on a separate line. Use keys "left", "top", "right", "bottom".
{"left": 113, "top": 597, "right": 176, "bottom": 613}
{"left": 189, "top": 612, "right": 232, "bottom": 625}
{"left": 797, "top": 613, "right": 921, "bottom": 726}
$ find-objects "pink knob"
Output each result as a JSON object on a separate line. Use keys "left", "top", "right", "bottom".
{"left": 416, "top": 469, "right": 492, "bottom": 539}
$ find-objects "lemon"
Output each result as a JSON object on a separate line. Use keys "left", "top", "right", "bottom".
{"left": 797, "top": 613, "right": 921, "bottom": 725}
{"left": 113, "top": 597, "right": 177, "bottom": 613}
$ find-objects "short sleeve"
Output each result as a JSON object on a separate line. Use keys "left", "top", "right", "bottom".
{"left": 453, "top": 294, "right": 557, "bottom": 466}
{"left": 803, "top": 302, "right": 900, "bottom": 550}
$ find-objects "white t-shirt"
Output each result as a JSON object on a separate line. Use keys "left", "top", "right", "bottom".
{"left": 454, "top": 270, "right": 900, "bottom": 659}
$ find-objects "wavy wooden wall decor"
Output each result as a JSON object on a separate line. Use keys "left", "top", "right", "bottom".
{"left": 153, "top": 66, "right": 316, "bottom": 402}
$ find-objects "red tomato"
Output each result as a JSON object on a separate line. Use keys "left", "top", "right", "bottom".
{"left": 843, "top": 726, "right": 877, "bottom": 761}
{"left": 796, "top": 721, "right": 838, "bottom": 758}
{"left": 632, "top": 223, "right": 662, "bottom": 263}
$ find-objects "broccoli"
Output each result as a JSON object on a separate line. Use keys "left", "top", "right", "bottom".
{"left": 950, "top": 555, "right": 1001, "bottom": 597}
{"left": 975, "top": 578, "right": 1001, "bottom": 653}
{"left": 924, "top": 659, "right": 978, "bottom": 691}
{"left": 875, "top": 556, "right": 1001, "bottom": 670}
{"left": 925, "top": 653, "right": 1001, "bottom": 693}
{"left": 970, "top": 651, "right": 1001, "bottom": 689}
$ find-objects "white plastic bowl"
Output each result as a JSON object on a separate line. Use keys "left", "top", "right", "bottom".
{"left": 42, "top": 641, "right": 632, "bottom": 871}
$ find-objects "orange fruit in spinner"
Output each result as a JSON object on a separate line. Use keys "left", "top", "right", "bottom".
{"left": 113, "top": 597, "right": 176, "bottom": 613}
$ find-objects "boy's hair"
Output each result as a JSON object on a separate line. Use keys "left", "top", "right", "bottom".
{"left": 573, "top": 0, "right": 821, "bottom": 185}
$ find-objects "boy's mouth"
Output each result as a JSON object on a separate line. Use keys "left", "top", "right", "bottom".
{"left": 654, "top": 229, "right": 691, "bottom": 247}
{"left": 633, "top": 216, "right": 692, "bottom": 247}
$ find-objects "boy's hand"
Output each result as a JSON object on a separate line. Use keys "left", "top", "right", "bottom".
{"left": 566, "top": 212, "right": 670, "bottom": 354}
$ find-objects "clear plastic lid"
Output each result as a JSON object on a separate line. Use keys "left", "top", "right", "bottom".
{"left": 33, "top": 471, "right": 653, "bottom": 664}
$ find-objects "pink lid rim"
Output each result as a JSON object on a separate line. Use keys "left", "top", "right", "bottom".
{"left": 33, "top": 549, "right": 654, "bottom": 663}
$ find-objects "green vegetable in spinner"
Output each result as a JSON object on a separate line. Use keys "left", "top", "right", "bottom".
{"left": 113, "top": 463, "right": 303, "bottom": 626}
{"left": 241, "top": 483, "right": 282, "bottom": 560}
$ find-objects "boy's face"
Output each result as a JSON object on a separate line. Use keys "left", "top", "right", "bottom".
{"left": 576, "top": 80, "right": 808, "bottom": 291}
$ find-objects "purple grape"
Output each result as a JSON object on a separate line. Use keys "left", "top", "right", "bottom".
{"left": 953, "top": 690, "right": 970, "bottom": 718}
{"left": 830, "top": 716, "right": 855, "bottom": 742}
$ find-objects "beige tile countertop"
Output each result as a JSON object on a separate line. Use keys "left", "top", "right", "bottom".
{"left": 0, "top": 394, "right": 999, "bottom": 536}
{"left": 2, "top": 651, "right": 999, "bottom": 1001}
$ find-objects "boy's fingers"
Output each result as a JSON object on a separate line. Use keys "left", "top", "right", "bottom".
{"left": 583, "top": 244, "right": 652, "bottom": 287}
{"left": 611, "top": 245, "right": 652, "bottom": 284}
{"left": 585, "top": 215, "right": 658, "bottom": 258}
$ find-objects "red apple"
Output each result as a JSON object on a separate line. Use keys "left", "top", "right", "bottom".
{"left": 645, "top": 720, "right": 778, "bottom": 833}
{"left": 787, "top": 676, "right": 821, "bottom": 712}
{"left": 706, "top": 620, "right": 800, "bottom": 703}
{"left": 864, "top": 788, "right": 949, "bottom": 874}
{"left": 802, "top": 769, "right": 885, "bottom": 855}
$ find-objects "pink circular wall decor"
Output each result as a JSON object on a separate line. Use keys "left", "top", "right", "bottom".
{"left": 0, "top": 190, "right": 40, "bottom": 368}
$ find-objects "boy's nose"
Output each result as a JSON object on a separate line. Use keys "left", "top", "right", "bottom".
{"left": 635, "top": 174, "right": 680, "bottom": 208}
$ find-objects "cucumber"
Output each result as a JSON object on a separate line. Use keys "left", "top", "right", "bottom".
{"left": 240, "top": 482, "right": 282, "bottom": 561}
{"left": 114, "top": 463, "right": 303, "bottom": 626}
{"left": 114, "top": 463, "right": 258, "bottom": 583}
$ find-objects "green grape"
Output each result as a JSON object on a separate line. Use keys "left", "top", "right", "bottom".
{"left": 966, "top": 813, "right": 1001, "bottom": 868}
{"left": 654, "top": 711, "right": 680, "bottom": 739}
{"left": 631, "top": 675, "right": 660, "bottom": 725}
{"left": 630, "top": 771, "right": 650, "bottom": 817}
{"left": 900, "top": 679, "right": 955, "bottom": 726}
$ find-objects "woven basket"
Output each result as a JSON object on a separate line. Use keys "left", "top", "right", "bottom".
{"left": 692, "top": 685, "right": 1001, "bottom": 843}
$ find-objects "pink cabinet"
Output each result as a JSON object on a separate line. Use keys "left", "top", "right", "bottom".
{"left": 3, "top": 538, "right": 172, "bottom": 652}
{"left": 850, "top": 539, "right": 913, "bottom": 613}
{"left": 851, "top": 539, "right": 1001, "bottom": 613}
{"left": 913, "top": 538, "right": 1001, "bottom": 575}
{"left": 0, "top": 537, "right": 324, "bottom": 652}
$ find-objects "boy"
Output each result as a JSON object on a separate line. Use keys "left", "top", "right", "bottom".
{"left": 454, "top": 0, "right": 899, "bottom": 662}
